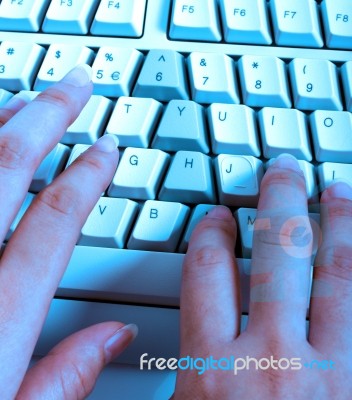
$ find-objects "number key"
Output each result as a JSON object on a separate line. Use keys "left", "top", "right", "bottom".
{"left": 289, "top": 58, "right": 343, "bottom": 111}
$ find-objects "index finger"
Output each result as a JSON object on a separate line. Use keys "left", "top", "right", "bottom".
{"left": 247, "top": 154, "right": 311, "bottom": 342}
{"left": 0, "top": 65, "right": 92, "bottom": 242}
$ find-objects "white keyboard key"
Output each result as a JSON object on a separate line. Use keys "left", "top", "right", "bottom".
{"left": 43, "top": 0, "right": 98, "bottom": 34}
{"left": 108, "top": 147, "right": 170, "bottom": 200}
{"left": 30, "top": 143, "right": 70, "bottom": 192}
{"left": 179, "top": 204, "right": 216, "bottom": 252}
{"left": 258, "top": 107, "right": 312, "bottom": 161}
{"left": 105, "top": 97, "right": 162, "bottom": 148}
{"left": 266, "top": 158, "right": 318, "bottom": 202}
{"left": 152, "top": 100, "right": 209, "bottom": 153}
{"left": 317, "top": 162, "right": 352, "bottom": 190}
{"left": 34, "top": 44, "right": 94, "bottom": 91}
{"left": 321, "top": 0, "right": 352, "bottom": 49}
{"left": 310, "top": 110, "right": 352, "bottom": 163}
{"left": 92, "top": 47, "right": 143, "bottom": 98}
{"left": 79, "top": 197, "right": 138, "bottom": 248}
{"left": 91, "top": 0, "right": 147, "bottom": 37}
{"left": 270, "top": 0, "right": 323, "bottom": 48}
{"left": 169, "top": 0, "right": 221, "bottom": 42}
{"left": 133, "top": 49, "right": 189, "bottom": 102}
{"left": 187, "top": 52, "right": 240, "bottom": 104}
{"left": 342, "top": 61, "right": 352, "bottom": 112}
{"left": 238, "top": 55, "right": 291, "bottom": 108}
{"left": 219, "top": 0, "right": 272, "bottom": 45}
{"left": 0, "top": 41, "right": 45, "bottom": 91}
{"left": 214, "top": 155, "right": 264, "bottom": 207}
{"left": 62, "top": 95, "right": 113, "bottom": 145}
{"left": 207, "top": 103, "right": 260, "bottom": 157}
{"left": 127, "top": 200, "right": 190, "bottom": 252}
{"left": 0, "top": 89, "right": 13, "bottom": 106}
{"left": 159, "top": 151, "right": 216, "bottom": 204}
{"left": 6, "top": 193, "right": 35, "bottom": 240}
{"left": 289, "top": 58, "right": 342, "bottom": 111}
{"left": 65, "top": 144, "right": 90, "bottom": 168}
{"left": 235, "top": 208, "right": 320, "bottom": 260}
{"left": 0, "top": 0, "right": 50, "bottom": 32}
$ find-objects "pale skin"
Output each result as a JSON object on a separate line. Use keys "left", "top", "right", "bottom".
{"left": 0, "top": 65, "right": 351, "bottom": 399}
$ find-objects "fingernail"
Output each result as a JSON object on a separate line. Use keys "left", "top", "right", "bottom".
{"left": 93, "top": 134, "right": 119, "bottom": 153}
{"left": 273, "top": 153, "right": 301, "bottom": 172}
{"left": 61, "top": 64, "right": 92, "bottom": 87}
{"left": 5, "top": 92, "right": 31, "bottom": 110}
{"left": 206, "top": 205, "right": 233, "bottom": 219}
{"left": 104, "top": 324, "right": 138, "bottom": 362}
{"left": 327, "top": 181, "right": 352, "bottom": 200}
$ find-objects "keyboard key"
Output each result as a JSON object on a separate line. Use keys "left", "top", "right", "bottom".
{"left": 0, "top": 89, "right": 13, "bottom": 106}
{"left": 152, "top": 100, "right": 209, "bottom": 153}
{"left": 0, "top": 41, "right": 45, "bottom": 91}
{"left": 179, "top": 204, "right": 216, "bottom": 252}
{"left": 34, "top": 44, "right": 94, "bottom": 90}
{"left": 219, "top": 0, "right": 272, "bottom": 45}
{"left": 79, "top": 197, "right": 138, "bottom": 248}
{"left": 91, "top": 47, "right": 143, "bottom": 98}
{"left": 133, "top": 49, "right": 189, "bottom": 102}
{"left": 127, "top": 200, "right": 190, "bottom": 252}
{"left": 235, "top": 208, "right": 320, "bottom": 261}
{"left": 105, "top": 96, "right": 162, "bottom": 148}
{"left": 237, "top": 55, "right": 291, "bottom": 108}
{"left": 270, "top": 0, "right": 323, "bottom": 48}
{"left": 91, "top": 0, "right": 147, "bottom": 37}
{"left": 310, "top": 110, "right": 352, "bottom": 163}
{"left": 207, "top": 103, "right": 260, "bottom": 157}
{"left": 321, "top": 0, "right": 352, "bottom": 50}
{"left": 0, "top": 0, "right": 50, "bottom": 32}
{"left": 108, "top": 147, "right": 170, "bottom": 200}
{"left": 187, "top": 52, "right": 240, "bottom": 104}
{"left": 266, "top": 158, "right": 318, "bottom": 202}
{"left": 258, "top": 107, "right": 312, "bottom": 161}
{"left": 62, "top": 95, "right": 113, "bottom": 145}
{"left": 42, "top": 0, "right": 98, "bottom": 34}
{"left": 289, "top": 58, "right": 342, "bottom": 111}
{"left": 317, "top": 162, "right": 352, "bottom": 190}
{"left": 341, "top": 61, "right": 352, "bottom": 112}
{"left": 169, "top": 0, "right": 221, "bottom": 42}
{"left": 159, "top": 151, "right": 216, "bottom": 204}
{"left": 214, "top": 155, "right": 264, "bottom": 207}
{"left": 30, "top": 143, "right": 70, "bottom": 192}
{"left": 6, "top": 193, "right": 35, "bottom": 240}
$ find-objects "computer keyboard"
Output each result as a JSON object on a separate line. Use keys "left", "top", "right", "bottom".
{"left": 0, "top": 0, "right": 351, "bottom": 397}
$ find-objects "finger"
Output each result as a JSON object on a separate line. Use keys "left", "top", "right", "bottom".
{"left": 180, "top": 206, "right": 240, "bottom": 352}
{"left": 0, "top": 92, "right": 31, "bottom": 128}
{"left": 0, "top": 64, "right": 92, "bottom": 242}
{"left": 247, "top": 154, "right": 311, "bottom": 341}
{"left": 309, "top": 182, "right": 352, "bottom": 356}
{"left": 16, "top": 322, "right": 137, "bottom": 400}
{"left": 0, "top": 135, "right": 119, "bottom": 391}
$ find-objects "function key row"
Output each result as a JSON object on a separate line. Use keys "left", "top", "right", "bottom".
{"left": 170, "top": 0, "right": 352, "bottom": 49}
{"left": 0, "top": 42, "right": 351, "bottom": 112}
{"left": 0, "top": 0, "right": 147, "bottom": 37}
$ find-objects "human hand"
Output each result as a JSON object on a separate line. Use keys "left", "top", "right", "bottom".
{"left": 0, "top": 66, "right": 137, "bottom": 399}
{"left": 174, "top": 155, "right": 352, "bottom": 399}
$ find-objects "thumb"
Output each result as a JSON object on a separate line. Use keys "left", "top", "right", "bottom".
{"left": 17, "top": 322, "right": 138, "bottom": 399}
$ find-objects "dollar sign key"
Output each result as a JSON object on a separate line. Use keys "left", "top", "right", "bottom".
{"left": 55, "top": 51, "right": 61, "bottom": 59}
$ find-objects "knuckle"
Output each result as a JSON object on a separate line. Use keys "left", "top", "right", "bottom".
{"left": 36, "top": 184, "right": 79, "bottom": 218}
{"left": 0, "top": 109, "right": 16, "bottom": 127}
{"left": 0, "top": 136, "right": 35, "bottom": 170}
{"left": 262, "top": 168, "right": 306, "bottom": 192}
{"left": 318, "top": 244, "right": 352, "bottom": 282}
{"left": 327, "top": 198, "right": 352, "bottom": 219}
{"left": 36, "top": 87, "right": 75, "bottom": 123}
{"left": 72, "top": 152, "right": 105, "bottom": 174}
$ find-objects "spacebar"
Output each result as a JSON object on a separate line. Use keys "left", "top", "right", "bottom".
{"left": 58, "top": 246, "right": 251, "bottom": 310}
